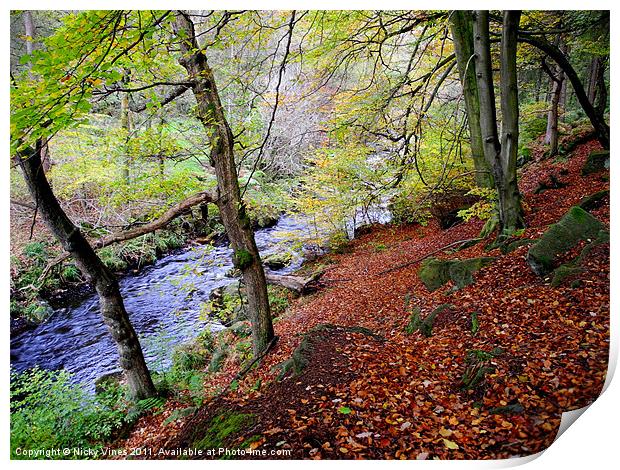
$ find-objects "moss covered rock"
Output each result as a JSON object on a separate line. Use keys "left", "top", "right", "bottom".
{"left": 418, "top": 257, "right": 495, "bottom": 292}
{"left": 581, "top": 149, "right": 609, "bottom": 176}
{"left": 526, "top": 206, "right": 605, "bottom": 276}
{"left": 262, "top": 251, "right": 293, "bottom": 270}
{"left": 579, "top": 189, "right": 609, "bottom": 212}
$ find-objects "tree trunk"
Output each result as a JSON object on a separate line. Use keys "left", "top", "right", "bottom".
{"left": 543, "top": 74, "right": 562, "bottom": 155}
{"left": 586, "top": 57, "right": 601, "bottom": 104}
{"left": 595, "top": 57, "right": 608, "bottom": 117}
{"left": 16, "top": 142, "right": 156, "bottom": 401}
{"left": 517, "top": 34, "right": 609, "bottom": 150}
{"left": 542, "top": 42, "right": 565, "bottom": 156}
{"left": 449, "top": 10, "right": 493, "bottom": 188}
{"left": 473, "top": 10, "right": 523, "bottom": 237}
{"left": 173, "top": 11, "right": 274, "bottom": 357}
{"left": 498, "top": 10, "right": 524, "bottom": 234}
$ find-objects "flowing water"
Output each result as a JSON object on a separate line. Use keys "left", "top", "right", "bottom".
{"left": 10, "top": 209, "right": 390, "bottom": 390}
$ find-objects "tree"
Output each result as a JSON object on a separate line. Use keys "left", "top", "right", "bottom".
{"left": 449, "top": 10, "right": 493, "bottom": 188}
{"left": 15, "top": 142, "right": 157, "bottom": 401}
{"left": 172, "top": 11, "right": 275, "bottom": 357}
{"left": 516, "top": 33, "right": 609, "bottom": 149}
{"left": 542, "top": 38, "right": 566, "bottom": 156}
{"left": 472, "top": 10, "right": 524, "bottom": 236}
{"left": 10, "top": 11, "right": 174, "bottom": 401}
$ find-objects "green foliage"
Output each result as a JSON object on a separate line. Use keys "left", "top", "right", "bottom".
{"left": 208, "top": 347, "right": 229, "bottom": 373}
{"left": 519, "top": 101, "right": 548, "bottom": 145}
{"left": 193, "top": 411, "right": 255, "bottom": 451}
{"left": 470, "top": 312, "right": 480, "bottom": 335}
{"left": 232, "top": 249, "right": 254, "bottom": 270}
{"left": 294, "top": 144, "right": 391, "bottom": 247}
{"left": 390, "top": 193, "right": 432, "bottom": 226}
{"left": 10, "top": 367, "right": 128, "bottom": 459}
{"left": 460, "top": 347, "right": 503, "bottom": 391}
{"left": 268, "top": 285, "right": 290, "bottom": 317}
{"left": 457, "top": 187, "right": 497, "bottom": 223}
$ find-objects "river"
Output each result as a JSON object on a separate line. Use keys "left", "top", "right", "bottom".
{"left": 10, "top": 208, "right": 390, "bottom": 390}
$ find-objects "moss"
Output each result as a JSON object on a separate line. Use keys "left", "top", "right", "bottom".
{"left": 478, "top": 215, "right": 498, "bottom": 239}
{"left": 193, "top": 411, "right": 255, "bottom": 450}
{"left": 501, "top": 238, "right": 536, "bottom": 254}
{"left": 263, "top": 252, "right": 293, "bottom": 270}
{"left": 208, "top": 347, "right": 228, "bottom": 373}
{"left": 550, "top": 230, "right": 609, "bottom": 287}
{"left": 419, "top": 257, "right": 495, "bottom": 292}
{"left": 579, "top": 190, "right": 609, "bottom": 212}
{"left": 404, "top": 307, "right": 422, "bottom": 334}
{"left": 460, "top": 347, "right": 503, "bottom": 391}
{"left": 581, "top": 149, "right": 610, "bottom": 176}
{"left": 526, "top": 206, "right": 604, "bottom": 276}
{"left": 551, "top": 264, "right": 583, "bottom": 287}
{"left": 404, "top": 304, "right": 453, "bottom": 337}
{"left": 232, "top": 248, "right": 254, "bottom": 270}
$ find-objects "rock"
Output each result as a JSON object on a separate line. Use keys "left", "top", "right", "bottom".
{"left": 95, "top": 371, "right": 124, "bottom": 394}
{"left": 252, "top": 214, "right": 279, "bottom": 230}
{"left": 526, "top": 206, "right": 605, "bottom": 276}
{"left": 27, "top": 300, "right": 54, "bottom": 324}
{"left": 263, "top": 252, "right": 293, "bottom": 270}
{"left": 418, "top": 257, "right": 495, "bottom": 292}
{"left": 579, "top": 189, "right": 609, "bottom": 212}
{"left": 501, "top": 238, "right": 536, "bottom": 254}
{"left": 230, "top": 321, "right": 251, "bottom": 338}
{"left": 581, "top": 149, "right": 609, "bottom": 176}
{"left": 353, "top": 223, "right": 381, "bottom": 238}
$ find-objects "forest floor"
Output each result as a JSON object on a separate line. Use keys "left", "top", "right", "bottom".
{"left": 116, "top": 139, "right": 610, "bottom": 460}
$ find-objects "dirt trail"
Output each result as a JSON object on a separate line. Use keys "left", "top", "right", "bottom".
{"left": 119, "top": 140, "right": 609, "bottom": 460}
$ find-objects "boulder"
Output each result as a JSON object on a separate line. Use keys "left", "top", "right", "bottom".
{"left": 418, "top": 257, "right": 495, "bottom": 292}
{"left": 95, "top": 371, "right": 124, "bottom": 395}
{"left": 526, "top": 206, "right": 604, "bottom": 276}
{"left": 262, "top": 252, "right": 293, "bottom": 270}
{"left": 581, "top": 149, "right": 610, "bottom": 176}
{"left": 578, "top": 189, "right": 609, "bottom": 212}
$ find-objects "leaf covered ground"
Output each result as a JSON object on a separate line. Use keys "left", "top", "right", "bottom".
{"left": 116, "top": 140, "right": 609, "bottom": 460}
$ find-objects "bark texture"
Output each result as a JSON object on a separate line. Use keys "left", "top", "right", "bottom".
{"left": 449, "top": 10, "right": 493, "bottom": 188}
{"left": 17, "top": 142, "right": 156, "bottom": 401}
{"left": 498, "top": 11, "right": 524, "bottom": 234}
{"left": 173, "top": 11, "right": 274, "bottom": 357}
{"left": 472, "top": 10, "right": 524, "bottom": 236}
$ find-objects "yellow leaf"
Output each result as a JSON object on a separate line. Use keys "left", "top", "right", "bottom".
{"left": 439, "top": 428, "right": 453, "bottom": 437}
{"left": 443, "top": 439, "right": 459, "bottom": 450}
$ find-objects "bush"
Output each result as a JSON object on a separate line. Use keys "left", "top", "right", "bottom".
{"left": 10, "top": 368, "right": 127, "bottom": 459}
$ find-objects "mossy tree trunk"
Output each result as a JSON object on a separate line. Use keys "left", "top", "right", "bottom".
{"left": 472, "top": 10, "right": 524, "bottom": 236}
{"left": 16, "top": 142, "right": 156, "bottom": 401}
{"left": 173, "top": 11, "right": 274, "bottom": 356}
{"left": 449, "top": 10, "right": 493, "bottom": 188}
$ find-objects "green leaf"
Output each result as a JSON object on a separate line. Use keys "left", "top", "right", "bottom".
{"left": 338, "top": 406, "right": 352, "bottom": 414}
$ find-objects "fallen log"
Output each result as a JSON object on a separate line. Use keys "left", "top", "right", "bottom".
{"left": 265, "top": 269, "right": 324, "bottom": 295}
{"left": 34, "top": 190, "right": 216, "bottom": 286}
